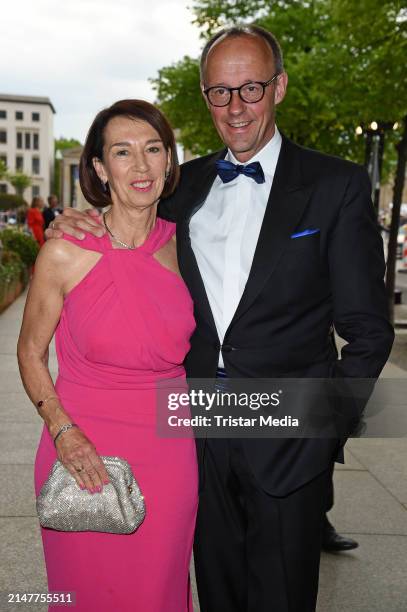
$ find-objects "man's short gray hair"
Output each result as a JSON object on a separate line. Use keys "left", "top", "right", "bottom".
{"left": 200, "top": 24, "right": 284, "bottom": 82}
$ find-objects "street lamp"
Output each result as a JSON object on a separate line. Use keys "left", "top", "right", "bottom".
{"left": 356, "top": 121, "right": 398, "bottom": 217}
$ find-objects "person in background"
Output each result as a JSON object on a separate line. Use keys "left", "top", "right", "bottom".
{"left": 26, "top": 197, "right": 45, "bottom": 246}
{"left": 43, "top": 194, "right": 61, "bottom": 230}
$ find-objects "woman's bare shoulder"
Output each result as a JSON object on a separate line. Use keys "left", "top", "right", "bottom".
{"left": 37, "top": 238, "right": 88, "bottom": 266}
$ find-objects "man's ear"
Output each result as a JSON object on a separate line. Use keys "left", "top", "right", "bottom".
{"left": 93, "top": 157, "right": 108, "bottom": 184}
{"left": 201, "top": 82, "right": 210, "bottom": 110}
{"left": 274, "top": 72, "right": 288, "bottom": 106}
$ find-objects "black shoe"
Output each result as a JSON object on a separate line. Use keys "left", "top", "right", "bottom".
{"left": 322, "top": 519, "right": 359, "bottom": 553}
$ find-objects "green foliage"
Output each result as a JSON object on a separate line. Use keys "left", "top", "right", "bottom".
{"left": 7, "top": 172, "right": 32, "bottom": 197}
{"left": 0, "top": 229, "right": 39, "bottom": 266}
{"left": 55, "top": 137, "right": 82, "bottom": 151}
{"left": 152, "top": 57, "right": 223, "bottom": 155}
{"left": 0, "top": 261, "right": 23, "bottom": 285}
{"left": 1, "top": 249, "right": 23, "bottom": 268}
{"left": 0, "top": 248, "right": 26, "bottom": 302}
{"left": 152, "top": 0, "right": 406, "bottom": 173}
{"left": 193, "top": 0, "right": 269, "bottom": 36}
{"left": 0, "top": 159, "right": 7, "bottom": 180}
{"left": 0, "top": 193, "right": 28, "bottom": 211}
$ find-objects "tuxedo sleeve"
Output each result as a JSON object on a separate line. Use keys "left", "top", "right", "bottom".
{"left": 158, "top": 166, "right": 192, "bottom": 222}
{"left": 158, "top": 193, "right": 179, "bottom": 222}
{"left": 328, "top": 165, "right": 394, "bottom": 379}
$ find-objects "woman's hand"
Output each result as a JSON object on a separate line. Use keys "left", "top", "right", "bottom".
{"left": 45, "top": 207, "right": 105, "bottom": 240}
{"left": 55, "top": 426, "right": 110, "bottom": 493}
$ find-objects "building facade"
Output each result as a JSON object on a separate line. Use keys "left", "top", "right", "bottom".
{"left": 60, "top": 146, "right": 87, "bottom": 210}
{"left": 0, "top": 94, "right": 55, "bottom": 201}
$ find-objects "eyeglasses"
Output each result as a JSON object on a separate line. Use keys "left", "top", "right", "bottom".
{"left": 203, "top": 73, "right": 280, "bottom": 107}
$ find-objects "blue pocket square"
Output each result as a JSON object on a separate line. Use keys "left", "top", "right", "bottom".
{"left": 291, "top": 228, "right": 320, "bottom": 239}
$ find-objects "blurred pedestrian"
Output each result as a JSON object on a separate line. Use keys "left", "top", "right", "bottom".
{"left": 26, "top": 197, "right": 45, "bottom": 246}
{"left": 43, "top": 194, "right": 61, "bottom": 230}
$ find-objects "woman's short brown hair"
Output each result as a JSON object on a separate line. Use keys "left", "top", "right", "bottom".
{"left": 79, "top": 99, "right": 180, "bottom": 208}
{"left": 31, "top": 197, "right": 43, "bottom": 209}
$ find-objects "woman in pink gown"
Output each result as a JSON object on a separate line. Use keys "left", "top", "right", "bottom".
{"left": 17, "top": 100, "right": 198, "bottom": 611}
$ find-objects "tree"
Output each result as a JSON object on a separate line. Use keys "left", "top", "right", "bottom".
{"left": 328, "top": 0, "right": 407, "bottom": 322}
{"left": 7, "top": 172, "right": 32, "bottom": 197}
{"left": 0, "top": 159, "right": 7, "bottom": 180}
{"left": 386, "top": 116, "right": 407, "bottom": 321}
{"left": 153, "top": 0, "right": 407, "bottom": 321}
{"left": 153, "top": 57, "right": 222, "bottom": 155}
{"left": 154, "top": 1, "right": 405, "bottom": 162}
{"left": 0, "top": 194, "right": 27, "bottom": 211}
{"left": 152, "top": 1, "right": 369, "bottom": 161}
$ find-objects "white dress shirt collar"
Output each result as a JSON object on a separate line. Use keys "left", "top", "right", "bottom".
{"left": 227, "top": 125, "right": 282, "bottom": 178}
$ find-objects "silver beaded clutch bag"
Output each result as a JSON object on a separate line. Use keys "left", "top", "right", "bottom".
{"left": 36, "top": 456, "right": 145, "bottom": 534}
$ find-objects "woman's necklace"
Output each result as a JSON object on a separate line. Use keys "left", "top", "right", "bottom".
{"left": 102, "top": 212, "right": 136, "bottom": 250}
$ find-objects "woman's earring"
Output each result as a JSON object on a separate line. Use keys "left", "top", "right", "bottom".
{"left": 164, "top": 170, "right": 170, "bottom": 181}
{"left": 101, "top": 180, "right": 109, "bottom": 193}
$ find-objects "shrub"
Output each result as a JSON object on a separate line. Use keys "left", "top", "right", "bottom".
{"left": 0, "top": 228, "right": 39, "bottom": 266}
{"left": 0, "top": 261, "right": 23, "bottom": 284}
{"left": 0, "top": 193, "right": 28, "bottom": 211}
{"left": 1, "top": 249, "right": 23, "bottom": 268}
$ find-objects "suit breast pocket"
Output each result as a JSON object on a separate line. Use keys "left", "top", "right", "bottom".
{"left": 285, "top": 233, "right": 321, "bottom": 254}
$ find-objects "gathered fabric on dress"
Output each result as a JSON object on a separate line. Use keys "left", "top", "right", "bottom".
{"left": 34, "top": 218, "right": 198, "bottom": 612}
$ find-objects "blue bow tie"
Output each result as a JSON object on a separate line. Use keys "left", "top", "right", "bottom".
{"left": 215, "top": 159, "right": 265, "bottom": 184}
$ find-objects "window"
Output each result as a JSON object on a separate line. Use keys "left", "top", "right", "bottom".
{"left": 16, "top": 132, "right": 22, "bottom": 149}
{"left": 0, "top": 131, "right": 7, "bottom": 144}
{"left": 32, "top": 112, "right": 40, "bottom": 122}
{"left": 25, "top": 132, "right": 31, "bottom": 149}
{"left": 0, "top": 184, "right": 7, "bottom": 194}
{"left": 32, "top": 185, "right": 40, "bottom": 197}
{"left": 33, "top": 133, "right": 39, "bottom": 150}
{"left": 32, "top": 157, "right": 40, "bottom": 175}
{"left": 0, "top": 110, "right": 6, "bottom": 119}
{"left": 16, "top": 156, "right": 24, "bottom": 171}
{"left": 15, "top": 111, "right": 23, "bottom": 120}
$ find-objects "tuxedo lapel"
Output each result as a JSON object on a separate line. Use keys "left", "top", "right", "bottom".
{"left": 177, "top": 149, "right": 226, "bottom": 337}
{"left": 228, "top": 136, "right": 313, "bottom": 330}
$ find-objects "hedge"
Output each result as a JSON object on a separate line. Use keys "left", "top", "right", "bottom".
{"left": 0, "top": 193, "right": 27, "bottom": 211}
{"left": 0, "top": 229, "right": 37, "bottom": 312}
{"left": 0, "top": 229, "right": 39, "bottom": 266}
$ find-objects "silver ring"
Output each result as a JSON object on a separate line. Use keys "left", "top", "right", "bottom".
{"left": 51, "top": 221, "right": 56, "bottom": 230}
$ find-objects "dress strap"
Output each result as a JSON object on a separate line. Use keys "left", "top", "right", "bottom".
{"left": 60, "top": 231, "right": 108, "bottom": 254}
{"left": 141, "top": 218, "right": 176, "bottom": 254}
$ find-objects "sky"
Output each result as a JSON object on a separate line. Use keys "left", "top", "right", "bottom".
{"left": 2, "top": 0, "right": 203, "bottom": 142}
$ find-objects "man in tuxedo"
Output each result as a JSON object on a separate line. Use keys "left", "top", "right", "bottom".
{"left": 49, "top": 25, "right": 393, "bottom": 612}
{"left": 43, "top": 194, "right": 61, "bottom": 230}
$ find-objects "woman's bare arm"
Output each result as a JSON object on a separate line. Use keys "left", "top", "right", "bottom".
{"left": 17, "top": 240, "right": 109, "bottom": 492}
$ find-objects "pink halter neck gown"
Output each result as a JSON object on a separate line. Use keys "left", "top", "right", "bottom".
{"left": 34, "top": 218, "right": 198, "bottom": 611}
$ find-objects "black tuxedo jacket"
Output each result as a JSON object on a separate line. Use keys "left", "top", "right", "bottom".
{"left": 159, "top": 134, "right": 394, "bottom": 496}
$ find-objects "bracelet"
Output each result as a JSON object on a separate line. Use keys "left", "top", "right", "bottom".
{"left": 53, "top": 423, "right": 78, "bottom": 446}
{"left": 36, "top": 395, "right": 59, "bottom": 410}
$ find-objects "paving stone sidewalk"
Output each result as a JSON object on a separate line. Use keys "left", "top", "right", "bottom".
{"left": 0, "top": 291, "right": 406, "bottom": 612}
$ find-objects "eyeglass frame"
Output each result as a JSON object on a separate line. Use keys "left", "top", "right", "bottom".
{"left": 203, "top": 73, "right": 280, "bottom": 107}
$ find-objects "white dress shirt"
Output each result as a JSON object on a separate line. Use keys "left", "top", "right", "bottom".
{"left": 189, "top": 127, "right": 282, "bottom": 366}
